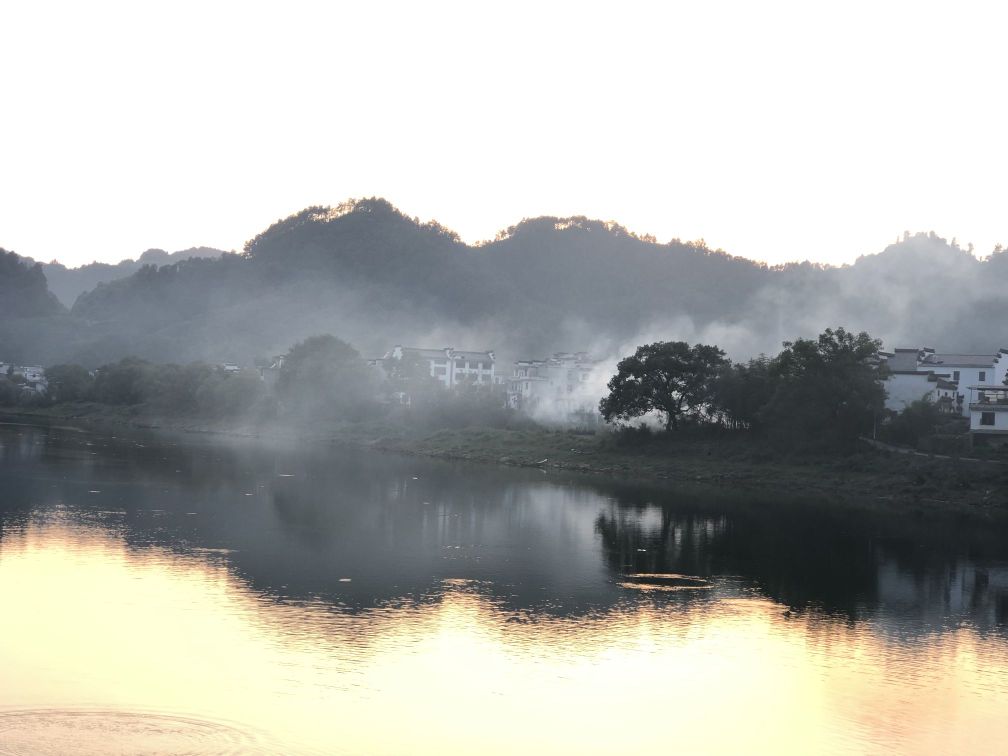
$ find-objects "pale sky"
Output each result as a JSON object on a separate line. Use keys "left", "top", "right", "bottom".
{"left": 2, "top": 0, "right": 1006, "bottom": 268}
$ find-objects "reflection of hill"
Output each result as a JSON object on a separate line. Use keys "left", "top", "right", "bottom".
{"left": 2, "top": 423, "right": 1007, "bottom": 633}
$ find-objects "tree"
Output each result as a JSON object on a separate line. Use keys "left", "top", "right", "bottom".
{"left": 92, "top": 357, "right": 152, "bottom": 405}
{"left": 45, "top": 364, "right": 93, "bottom": 402}
{"left": 711, "top": 356, "right": 776, "bottom": 430}
{"left": 599, "top": 341, "right": 728, "bottom": 430}
{"left": 277, "top": 334, "right": 377, "bottom": 420}
{"left": 384, "top": 352, "right": 443, "bottom": 406}
{"left": 883, "top": 398, "right": 942, "bottom": 448}
{"left": 759, "top": 327, "right": 885, "bottom": 449}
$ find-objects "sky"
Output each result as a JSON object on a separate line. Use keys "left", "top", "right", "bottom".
{"left": 2, "top": 0, "right": 1007, "bottom": 268}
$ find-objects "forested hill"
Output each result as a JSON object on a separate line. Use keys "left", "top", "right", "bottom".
{"left": 63, "top": 199, "right": 775, "bottom": 365}
{"left": 5, "top": 199, "right": 1008, "bottom": 367}
{"left": 21, "top": 246, "right": 226, "bottom": 307}
{"left": 0, "top": 250, "right": 65, "bottom": 318}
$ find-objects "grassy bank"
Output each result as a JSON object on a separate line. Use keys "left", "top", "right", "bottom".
{"left": 369, "top": 426, "right": 1008, "bottom": 515}
{"left": 5, "top": 403, "right": 1007, "bottom": 518}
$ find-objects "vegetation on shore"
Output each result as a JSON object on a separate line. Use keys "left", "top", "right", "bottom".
{"left": 4, "top": 325, "right": 1006, "bottom": 517}
{"left": 6, "top": 402, "right": 1007, "bottom": 519}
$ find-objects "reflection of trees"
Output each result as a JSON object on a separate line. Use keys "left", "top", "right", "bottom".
{"left": 594, "top": 489, "right": 1008, "bottom": 631}
{"left": 3, "top": 423, "right": 1008, "bottom": 632}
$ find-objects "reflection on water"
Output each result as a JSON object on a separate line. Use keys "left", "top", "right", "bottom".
{"left": 1, "top": 422, "right": 1008, "bottom": 754}
{"left": 0, "top": 710, "right": 271, "bottom": 756}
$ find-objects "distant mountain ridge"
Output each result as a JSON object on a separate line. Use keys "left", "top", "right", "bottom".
{"left": 3, "top": 198, "right": 1008, "bottom": 367}
{"left": 0, "top": 249, "right": 65, "bottom": 318}
{"left": 18, "top": 246, "right": 226, "bottom": 307}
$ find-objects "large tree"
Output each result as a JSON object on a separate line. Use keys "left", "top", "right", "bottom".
{"left": 759, "top": 327, "right": 885, "bottom": 449}
{"left": 277, "top": 334, "right": 376, "bottom": 420}
{"left": 711, "top": 356, "right": 777, "bottom": 430}
{"left": 599, "top": 341, "right": 728, "bottom": 430}
{"left": 45, "top": 363, "right": 94, "bottom": 403}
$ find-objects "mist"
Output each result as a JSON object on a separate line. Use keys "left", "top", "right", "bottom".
{"left": 4, "top": 203, "right": 1006, "bottom": 391}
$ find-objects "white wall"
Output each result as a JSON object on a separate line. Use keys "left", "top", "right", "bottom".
{"left": 884, "top": 374, "right": 938, "bottom": 411}
{"left": 945, "top": 366, "right": 998, "bottom": 416}
{"left": 970, "top": 408, "right": 1008, "bottom": 433}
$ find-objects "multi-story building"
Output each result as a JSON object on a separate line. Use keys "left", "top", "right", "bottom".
{"left": 507, "top": 352, "right": 600, "bottom": 420}
{"left": 2, "top": 364, "right": 48, "bottom": 396}
{"left": 371, "top": 346, "right": 496, "bottom": 390}
{"left": 967, "top": 384, "right": 1008, "bottom": 445}
{"left": 881, "top": 347, "right": 1008, "bottom": 416}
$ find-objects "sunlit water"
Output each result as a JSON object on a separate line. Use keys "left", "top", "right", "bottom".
{"left": 1, "top": 422, "right": 1007, "bottom": 754}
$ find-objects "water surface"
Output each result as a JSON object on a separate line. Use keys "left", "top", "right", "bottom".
{"left": 1, "top": 422, "right": 1007, "bottom": 754}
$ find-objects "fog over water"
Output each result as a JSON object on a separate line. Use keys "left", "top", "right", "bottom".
{"left": 2, "top": 422, "right": 1007, "bottom": 753}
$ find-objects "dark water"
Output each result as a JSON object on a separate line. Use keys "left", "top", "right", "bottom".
{"left": 1, "top": 421, "right": 1007, "bottom": 754}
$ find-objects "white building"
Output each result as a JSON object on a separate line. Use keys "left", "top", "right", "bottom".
{"left": 507, "top": 352, "right": 600, "bottom": 420}
{"left": 881, "top": 347, "right": 1008, "bottom": 416}
{"left": 257, "top": 355, "right": 285, "bottom": 388}
{"left": 967, "top": 385, "right": 1008, "bottom": 445}
{"left": 3, "top": 364, "right": 48, "bottom": 395}
{"left": 371, "top": 346, "right": 496, "bottom": 389}
{"left": 18, "top": 365, "right": 46, "bottom": 384}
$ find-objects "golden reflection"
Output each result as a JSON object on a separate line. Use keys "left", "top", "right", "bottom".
{"left": 1, "top": 521, "right": 1007, "bottom": 754}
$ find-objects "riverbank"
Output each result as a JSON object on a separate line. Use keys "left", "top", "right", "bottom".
{"left": 4, "top": 403, "right": 1007, "bottom": 518}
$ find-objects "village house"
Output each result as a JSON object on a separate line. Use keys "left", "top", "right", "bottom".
{"left": 1, "top": 364, "right": 48, "bottom": 396}
{"left": 881, "top": 347, "right": 1008, "bottom": 417}
{"left": 507, "top": 352, "right": 600, "bottom": 420}
{"left": 257, "top": 355, "right": 286, "bottom": 389}
{"left": 967, "top": 384, "right": 1008, "bottom": 446}
{"left": 370, "top": 346, "right": 497, "bottom": 390}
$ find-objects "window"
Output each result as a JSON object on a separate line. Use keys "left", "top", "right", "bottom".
{"left": 953, "top": 370, "right": 960, "bottom": 381}
{"left": 979, "top": 371, "right": 987, "bottom": 382}
{"left": 981, "top": 412, "right": 996, "bottom": 426}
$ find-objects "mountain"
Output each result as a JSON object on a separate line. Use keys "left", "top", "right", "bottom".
{"left": 5, "top": 200, "right": 1008, "bottom": 368}
{"left": 22, "top": 246, "right": 227, "bottom": 308}
{"left": 63, "top": 199, "right": 776, "bottom": 365}
{"left": 0, "top": 249, "right": 65, "bottom": 318}
{"left": 0, "top": 249, "right": 75, "bottom": 365}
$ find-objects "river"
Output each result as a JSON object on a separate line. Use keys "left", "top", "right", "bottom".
{"left": 1, "top": 421, "right": 1007, "bottom": 754}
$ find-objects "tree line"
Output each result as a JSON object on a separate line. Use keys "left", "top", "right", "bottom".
{"left": 1, "top": 334, "right": 510, "bottom": 429}
{"left": 2, "top": 324, "right": 915, "bottom": 454}
{"left": 600, "top": 327, "right": 886, "bottom": 450}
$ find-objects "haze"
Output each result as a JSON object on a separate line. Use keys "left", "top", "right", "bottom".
{"left": 3, "top": 0, "right": 1007, "bottom": 268}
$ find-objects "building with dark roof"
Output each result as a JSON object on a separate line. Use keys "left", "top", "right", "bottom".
{"left": 370, "top": 345, "right": 496, "bottom": 390}
{"left": 881, "top": 347, "right": 1008, "bottom": 416}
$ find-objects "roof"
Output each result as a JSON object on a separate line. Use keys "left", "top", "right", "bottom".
{"left": 884, "top": 351, "right": 922, "bottom": 371}
{"left": 395, "top": 347, "right": 494, "bottom": 361}
{"left": 923, "top": 353, "right": 999, "bottom": 368}
{"left": 399, "top": 347, "right": 450, "bottom": 360}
